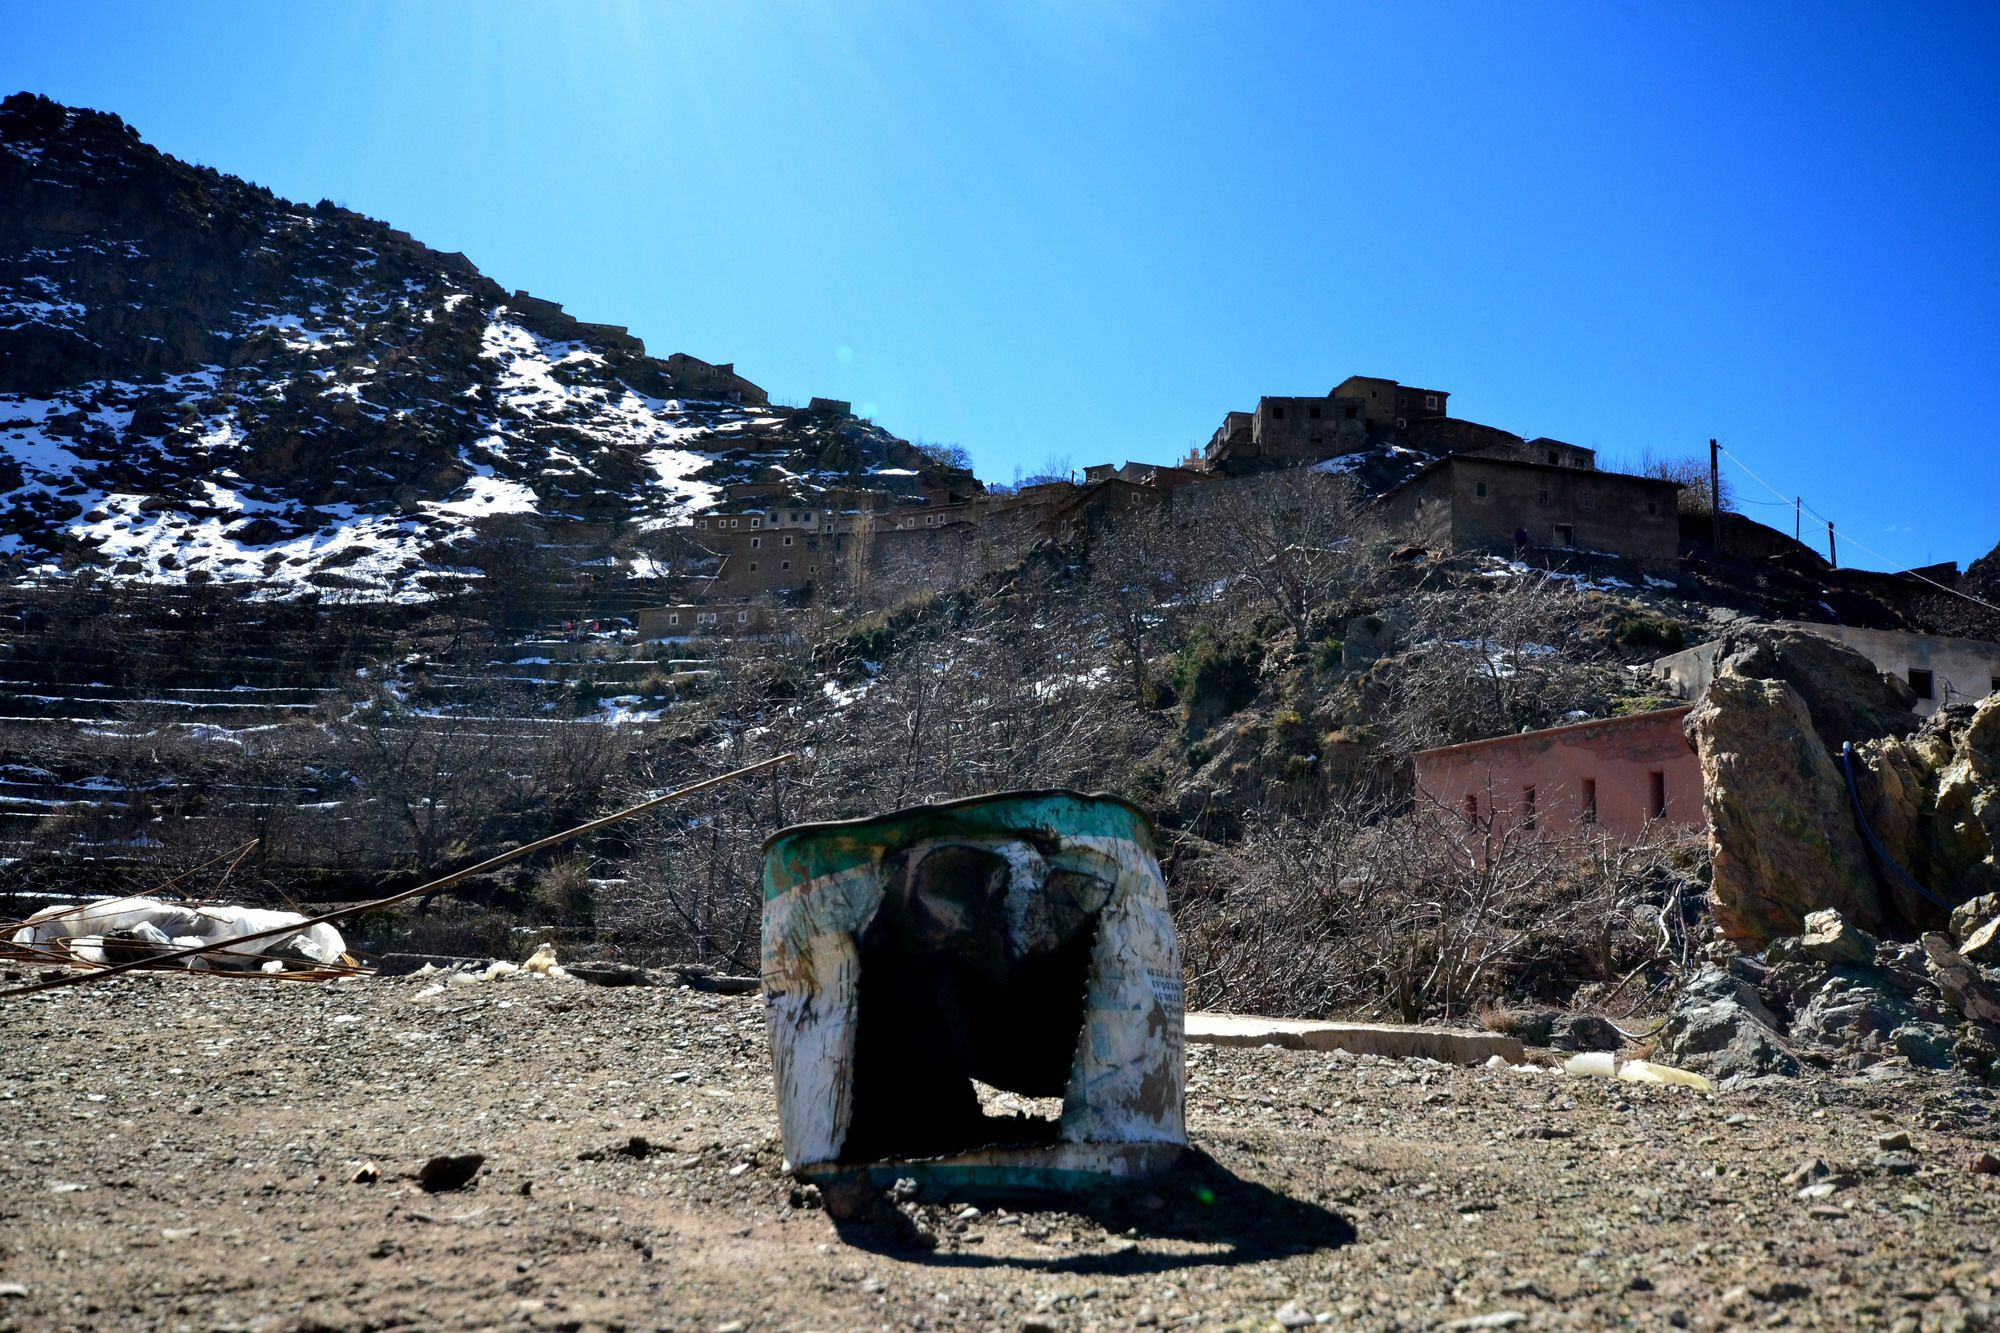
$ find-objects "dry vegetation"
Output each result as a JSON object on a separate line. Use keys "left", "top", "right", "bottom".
{"left": 4, "top": 469, "right": 1711, "bottom": 1023}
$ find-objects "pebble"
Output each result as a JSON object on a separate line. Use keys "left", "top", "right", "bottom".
{"left": 1873, "top": 1152, "right": 1920, "bottom": 1176}
{"left": 1274, "top": 1300, "right": 1314, "bottom": 1328}
{"left": 1971, "top": 1151, "right": 2000, "bottom": 1175}
{"left": 1877, "top": 1130, "right": 1914, "bottom": 1153}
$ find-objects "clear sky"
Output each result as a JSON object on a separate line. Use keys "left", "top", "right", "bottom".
{"left": 5, "top": 1, "right": 1997, "bottom": 571}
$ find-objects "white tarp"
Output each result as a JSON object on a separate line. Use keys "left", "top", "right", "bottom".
{"left": 11, "top": 896, "right": 347, "bottom": 969}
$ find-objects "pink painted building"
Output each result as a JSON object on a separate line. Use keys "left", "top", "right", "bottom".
{"left": 1412, "top": 706, "right": 1702, "bottom": 842}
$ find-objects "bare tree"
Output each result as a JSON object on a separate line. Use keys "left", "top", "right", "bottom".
{"left": 1184, "top": 470, "right": 1365, "bottom": 651}
{"left": 1086, "top": 504, "right": 1219, "bottom": 705}
{"left": 1382, "top": 570, "right": 1622, "bottom": 753}
{"left": 1621, "top": 447, "right": 1735, "bottom": 517}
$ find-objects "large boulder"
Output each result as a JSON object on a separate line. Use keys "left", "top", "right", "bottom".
{"left": 1653, "top": 964, "right": 1799, "bottom": 1084}
{"left": 1687, "top": 671, "right": 1883, "bottom": 945}
{"left": 1710, "top": 626, "right": 1918, "bottom": 751}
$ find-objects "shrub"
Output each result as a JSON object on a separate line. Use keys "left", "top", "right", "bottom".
{"left": 1615, "top": 617, "right": 1685, "bottom": 653}
{"left": 530, "top": 856, "right": 596, "bottom": 927}
{"left": 1174, "top": 627, "right": 1264, "bottom": 734}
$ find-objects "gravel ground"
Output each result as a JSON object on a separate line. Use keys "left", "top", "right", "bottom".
{"left": 3, "top": 970, "right": 1999, "bottom": 1332}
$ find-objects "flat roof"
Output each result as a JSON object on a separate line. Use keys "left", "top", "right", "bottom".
{"left": 1374, "top": 453, "right": 1683, "bottom": 503}
{"left": 1413, "top": 705, "right": 1694, "bottom": 760}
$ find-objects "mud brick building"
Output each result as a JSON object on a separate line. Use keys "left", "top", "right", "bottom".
{"left": 1331, "top": 375, "right": 1451, "bottom": 428}
{"left": 635, "top": 604, "right": 785, "bottom": 639}
{"left": 1413, "top": 707, "right": 1703, "bottom": 843}
{"left": 1372, "top": 455, "right": 1682, "bottom": 567}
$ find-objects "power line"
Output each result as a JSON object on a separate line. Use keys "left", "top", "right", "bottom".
{"left": 1715, "top": 443, "right": 2000, "bottom": 617}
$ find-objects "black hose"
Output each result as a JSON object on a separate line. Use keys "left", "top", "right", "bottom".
{"left": 1841, "top": 740, "right": 1948, "bottom": 911}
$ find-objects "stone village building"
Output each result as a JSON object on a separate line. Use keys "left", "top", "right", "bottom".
{"left": 634, "top": 604, "right": 784, "bottom": 639}
{"left": 1370, "top": 454, "right": 1683, "bottom": 568}
{"left": 636, "top": 372, "right": 1690, "bottom": 632}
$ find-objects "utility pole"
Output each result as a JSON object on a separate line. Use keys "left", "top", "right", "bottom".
{"left": 1709, "top": 439, "right": 1722, "bottom": 553}
{"left": 1827, "top": 520, "right": 1838, "bottom": 569}
{"left": 1795, "top": 497, "right": 1801, "bottom": 543}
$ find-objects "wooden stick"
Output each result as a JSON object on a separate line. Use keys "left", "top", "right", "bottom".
{"left": 149, "top": 837, "right": 261, "bottom": 901}
{"left": 0, "top": 753, "right": 799, "bottom": 999}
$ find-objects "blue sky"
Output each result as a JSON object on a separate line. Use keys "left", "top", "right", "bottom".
{"left": 5, "top": 1, "right": 1997, "bottom": 571}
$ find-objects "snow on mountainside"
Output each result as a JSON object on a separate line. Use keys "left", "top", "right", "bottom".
{"left": 0, "top": 92, "right": 970, "bottom": 598}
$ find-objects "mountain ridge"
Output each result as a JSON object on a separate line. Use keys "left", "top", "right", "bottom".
{"left": 0, "top": 91, "right": 972, "bottom": 598}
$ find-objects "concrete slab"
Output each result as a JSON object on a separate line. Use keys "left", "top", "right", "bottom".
{"left": 1186, "top": 1011, "right": 1525, "bottom": 1065}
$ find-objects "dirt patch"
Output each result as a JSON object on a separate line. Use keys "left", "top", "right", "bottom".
{"left": 3, "top": 973, "right": 1999, "bottom": 1330}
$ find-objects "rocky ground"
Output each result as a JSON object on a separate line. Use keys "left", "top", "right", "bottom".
{"left": 5, "top": 971, "right": 2000, "bottom": 1332}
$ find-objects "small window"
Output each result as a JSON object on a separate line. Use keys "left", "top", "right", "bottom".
{"left": 782, "top": 560, "right": 791, "bottom": 570}
{"left": 1908, "top": 668, "right": 1935, "bottom": 700}
{"left": 1536, "top": 487, "right": 1551, "bottom": 506}
{"left": 696, "top": 519, "right": 707, "bottom": 529}
{"left": 667, "top": 612, "right": 680, "bottom": 625}
{"left": 1273, "top": 405, "right": 1286, "bottom": 420}
{"left": 751, "top": 537, "right": 761, "bottom": 548}
{"left": 1553, "top": 524, "right": 1574, "bottom": 547}
{"left": 737, "top": 611, "right": 748, "bottom": 623}
{"left": 1344, "top": 406, "right": 1358, "bottom": 420}
{"left": 1395, "top": 417, "right": 1407, "bottom": 429}
{"left": 1474, "top": 481, "right": 1488, "bottom": 498}
{"left": 748, "top": 562, "right": 757, "bottom": 572}
{"left": 1425, "top": 394, "right": 1438, "bottom": 410}
{"left": 1309, "top": 406, "right": 1322, "bottom": 420}
{"left": 783, "top": 535, "right": 794, "bottom": 546}
{"left": 1522, "top": 786, "right": 1537, "bottom": 830}
{"left": 1646, "top": 500, "right": 1658, "bottom": 515}
{"left": 1648, "top": 771, "right": 1667, "bottom": 819}
{"left": 1547, "top": 450, "right": 1559, "bottom": 465}
{"left": 750, "top": 517, "right": 761, "bottom": 528}
{"left": 1581, "top": 779, "right": 1597, "bottom": 824}
{"left": 728, "top": 519, "right": 738, "bottom": 529}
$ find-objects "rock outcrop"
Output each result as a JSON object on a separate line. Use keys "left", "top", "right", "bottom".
{"left": 1686, "top": 625, "right": 1997, "bottom": 948}
{"left": 1854, "top": 697, "right": 2000, "bottom": 915}
{"left": 1686, "top": 668, "right": 1882, "bottom": 944}
{"left": 1706, "top": 625, "right": 1918, "bottom": 748}
{"left": 1656, "top": 906, "right": 2000, "bottom": 1086}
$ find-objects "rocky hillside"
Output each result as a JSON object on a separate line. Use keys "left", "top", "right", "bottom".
{"left": 0, "top": 92, "right": 969, "bottom": 597}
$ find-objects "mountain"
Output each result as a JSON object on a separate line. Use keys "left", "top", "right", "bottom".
{"left": 0, "top": 92, "right": 970, "bottom": 597}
